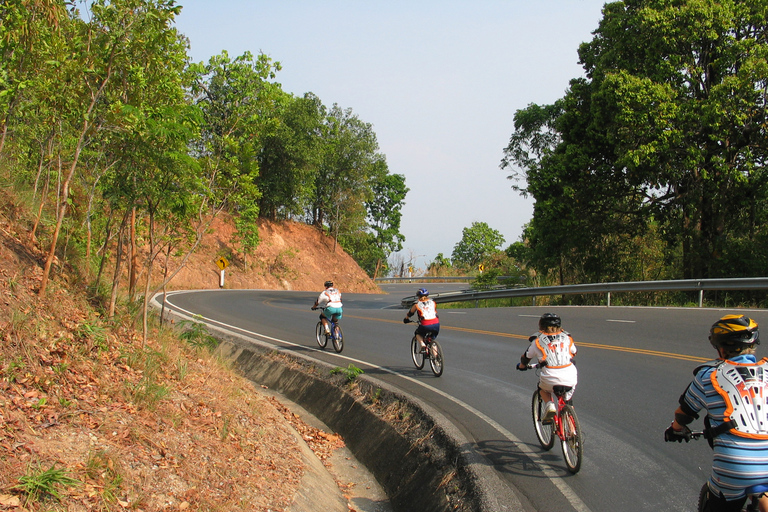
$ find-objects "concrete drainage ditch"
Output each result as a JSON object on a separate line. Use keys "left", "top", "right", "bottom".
{"left": 158, "top": 300, "right": 522, "bottom": 512}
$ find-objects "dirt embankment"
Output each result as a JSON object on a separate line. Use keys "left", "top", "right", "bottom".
{"left": 167, "top": 215, "right": 381, "bottom": 294}
{"left": 0, "top": 208, "right": 378, "bottom": 512}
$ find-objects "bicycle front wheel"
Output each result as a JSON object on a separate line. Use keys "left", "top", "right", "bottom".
{"left": 560, "top": 404, "right": 583, "bottom": 473}
{"left": 410, "top": 336, "right": 425, "bottom": 370}
{"left": 428, "top": 341, "right": 443, "bottom": 377}
{"left": 315, "top": 322, "right": 328, "bottom": 349}
{"left": 531, "top": 390, "right": 555, "bottom": 450}
{"left": 332, "top": 324, "right": 343, "bottom": 353}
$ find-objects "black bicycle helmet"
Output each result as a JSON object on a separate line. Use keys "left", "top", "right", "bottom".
{"left": 709, "top": 314, "right": 759, "bottom": 350}
{"left": 324, "top": 280, "right": 334, "bottom": 288}
{"left": 539, "top": 313, "right": 561, "bottom": 330}
{"left": 416, "top": 288, "right": 429, "bottom": 298}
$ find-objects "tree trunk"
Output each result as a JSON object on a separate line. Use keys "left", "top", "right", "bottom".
{"left": 39, "top": 136, "right": 84, "bottom": 296}
{"left": 129, "top": 207, "right": 138, "bottom": 300}
{"left": 95, "top": 212, "right": 114, "bottom": 290}
{"left": 108, "top": 212, "right": 129, "bottom": 318}
{"left": 142, "top": 209, "right": 155, "bottom": 346}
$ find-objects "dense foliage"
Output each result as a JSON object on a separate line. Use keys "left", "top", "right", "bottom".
{"left": 0, "top": 0, "right": 408, "bottom": 318}
{"left": 501, "top": 0, "right": 768, "bottom": 286}
{"left": 451, "top": 222, "right": 505, "bottom": 268}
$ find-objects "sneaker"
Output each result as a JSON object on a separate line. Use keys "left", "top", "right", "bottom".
{"left": 542, "top": 401, "right": 557, "bottom": 424}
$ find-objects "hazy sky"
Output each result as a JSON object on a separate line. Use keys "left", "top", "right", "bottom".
{"left": 174, "top": 1, "right": 608, "bottom": 273}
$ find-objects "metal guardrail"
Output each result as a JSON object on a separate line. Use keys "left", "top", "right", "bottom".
{"left": 377, "top": 276, "right": 520, "bottom": 283}
{"left": 398, "top": 277, "right": 768, "bottom": 308}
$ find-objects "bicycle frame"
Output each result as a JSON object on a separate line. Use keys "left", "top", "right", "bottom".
{"left": 313, "top": 307, "right": 343, "bottom": 353}
{"left": 550, "top": 390, "right": 569, "bottom": 439}
{"left": 525, "top": 364, "right": 582, "bottom": 473}
{"left": 406, "top": 319, "right": 443, "bottom": 377}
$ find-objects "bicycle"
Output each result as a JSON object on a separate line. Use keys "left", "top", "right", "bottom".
{"left": 674, "top": 430, "right": 768, "bottom": 512}
{"left": 311, "top": 307, "right": 343, "bottom": 353}
{"left": 404, "top": 318, "right": 443, "bottom": 377}
{"left": 521, "top": 363, "right": 583, "bottom": 473}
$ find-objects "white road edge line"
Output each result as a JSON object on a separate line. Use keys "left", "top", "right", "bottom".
{"left": 158, "top": 291, "right": 592, "bottom": 512}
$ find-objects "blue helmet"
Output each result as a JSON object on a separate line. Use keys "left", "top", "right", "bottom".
{"left": 416, "top": 288, "right": 429, "bottom": 298}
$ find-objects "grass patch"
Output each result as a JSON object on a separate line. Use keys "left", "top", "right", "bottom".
{"left": 13, "top": 463, "right": 80, "bottom": 504}
{"left": 85, "top": 450, "right": 124, "bottom": 506}
{"left": 178, "top": 317, "right": 218, "bottom": 349}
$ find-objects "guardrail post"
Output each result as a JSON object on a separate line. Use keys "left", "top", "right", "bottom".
{"left": 607, "top": 291, "right": 611, "bottom": 307}
{"left": 699, "top": 290, "right": 703, "bottom": 308}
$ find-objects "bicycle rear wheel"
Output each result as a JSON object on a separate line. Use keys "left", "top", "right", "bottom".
{"left": 428, "top": 340, "right": 443, "bottom": 377}
{"left": 332, "top": 324, "right": 343, "bottom": 353}
{"left": 531, "top": 390, "right": 555, "bottom": 450}
{"left": 560, "top": 404, "right": 583, "bottom": 473}
{"left": 315, "top": 322, "right": 328, "bottom": 349}
{"left": 697, "top": 483, "right": 709, "bottom": 512}
{"left": 411, "top": 336, "right": 425, "bottom": 370}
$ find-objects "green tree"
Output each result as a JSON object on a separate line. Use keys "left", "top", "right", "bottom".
{"left": 32, "top": 0, "right": 192, "bottom": 297}
{"left": 0, "top": 0, "right": 67, "bottom": 157}
{"left": 451, "top": 222, "right": 505, "bottom": 268}
{"left": 426, "top": 253, "right": 453, "bottom": 276}
{"left": 186, "top": 50, "right": 284, "bottom": 255}
{"left": 503, "top": 0, "right": 768, "bottom": 282}
{"left": 350, "top": 167, "right": 408, "bottom": 277}
{"left": 258, "top": 92, "right": 324, "bottom": 220}
{"left": 310, "top": 105, "right": 380, "bottom": 242}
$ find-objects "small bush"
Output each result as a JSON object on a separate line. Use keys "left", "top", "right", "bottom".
{"left": 331, "top": 364, "right": 364, "bottom": 382}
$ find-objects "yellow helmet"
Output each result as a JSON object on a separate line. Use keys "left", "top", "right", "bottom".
{"left": 709, "top": 314, "right": 759, "bottom": 350}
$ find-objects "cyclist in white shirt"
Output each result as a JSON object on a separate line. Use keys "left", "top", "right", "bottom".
{"left": 517, "top": 313, "right": 578, "bottom": 423}
{"left": 312, "top": 280, "right": 342, "bottom": 335}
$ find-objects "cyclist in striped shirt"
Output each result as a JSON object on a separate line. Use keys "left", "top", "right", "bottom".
{"left": 666, "top": 314, "right": 768, "bottom": 512}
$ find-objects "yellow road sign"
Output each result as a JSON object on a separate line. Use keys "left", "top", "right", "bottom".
{"left": 215, "top": 256, "right": 229, "bottom": 270}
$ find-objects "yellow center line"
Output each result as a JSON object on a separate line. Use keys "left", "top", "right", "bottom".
{"left": 270, "top": 301, "right": 710, "bottom": 363}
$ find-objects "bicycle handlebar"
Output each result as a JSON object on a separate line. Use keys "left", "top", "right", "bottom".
{"left": 517, "top": 362, "right": 546, "bottom": 371}
{"left": 666, "top": 427, "right": 707, "bottom": 442}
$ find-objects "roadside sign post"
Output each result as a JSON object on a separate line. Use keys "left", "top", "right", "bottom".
{"left": 215, "top": 256, "right": 229, "bottom": 288}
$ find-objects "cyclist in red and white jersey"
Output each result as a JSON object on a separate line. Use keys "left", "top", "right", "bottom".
{"left": 404, "top": 288, "right": 440, "bottom": 355}
{"left": 517, "top": 313, "right": 578, "bottom": 423}
{"left": 312, "top": 280, "right": 342, "bottom": 335}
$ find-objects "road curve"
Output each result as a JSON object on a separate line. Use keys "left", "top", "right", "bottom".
{"left": 159, "top": 283, "right": 768, "bottom": 512}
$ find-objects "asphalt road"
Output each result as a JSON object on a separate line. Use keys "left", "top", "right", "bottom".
{"left": 159, "top": 283, "right": 768, "bottom": 512}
